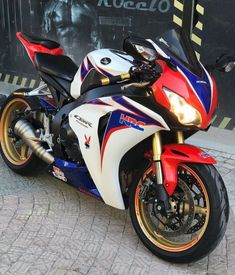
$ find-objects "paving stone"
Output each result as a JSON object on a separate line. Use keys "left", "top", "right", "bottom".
{"left": 71, "top": 251, "right": 96, "bottom": 274}
{"left": 217, "top": 166, "right": 231, "bottom": 176}
{"left": 0, "top": 150, "right": 234, "bottom": 274}
{"left": 66, "top": 271, "right": 81, "bottom": 275}
{"left": 220, "top": 152, "right": 232, "bottom": 159}
{"left": 226, "top": 159, "right": 235, "bottom": 166}
{"left": 46, "top": 269, "right": 67, "bottom": 275}
{"left": 8, "top": 260, "right": 31, "bottom": 274}
{"left": 53, "top": 258, "right": 75, "bottom": 269}
{"left": 0, "top": 263, "right": 11, "bottom": 275}
{"left": 221, "top": 162, "right": 235, "bottom": 170}
{"left": 231, "top": 154, "right": 235, "bottom": 160}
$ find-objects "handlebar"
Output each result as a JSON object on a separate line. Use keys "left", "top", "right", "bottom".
{"left": 100, "top": 73, "right": 131, "bottom": 86}
{"left": 100, "top": 62, "right": 162, "bottom": 87}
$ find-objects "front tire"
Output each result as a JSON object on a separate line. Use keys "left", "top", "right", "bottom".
{"left": 129, "top": 163, "right": 229, "bottom": 263}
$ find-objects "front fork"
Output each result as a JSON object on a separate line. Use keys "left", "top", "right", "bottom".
{"left": 152, "top": 131, "right": 184, "bottom": 209}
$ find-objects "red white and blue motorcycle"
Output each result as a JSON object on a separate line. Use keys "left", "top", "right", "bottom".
{"left": 0, "top": 29, "right": 232, "bottom": 262}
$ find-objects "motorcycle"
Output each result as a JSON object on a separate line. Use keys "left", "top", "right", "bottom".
{"left": 0, "top": 29, "right": 232, "bottom": 263}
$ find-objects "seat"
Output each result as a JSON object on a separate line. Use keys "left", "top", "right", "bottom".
{"left": 21, "top": 32, "right": 60, "bottom": 50}
{"left": 34, "top": 53, "right": 78, "bottom": 96}
{"left": 34, "top": 53, "right": 78, "bottom": 82}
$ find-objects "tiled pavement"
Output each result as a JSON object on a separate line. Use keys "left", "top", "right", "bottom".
{"left": 0, "top": 149, "right": 234, "bottom": 275}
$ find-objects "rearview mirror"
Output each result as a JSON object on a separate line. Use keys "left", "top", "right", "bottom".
{"left": 216, "top": 54, "right": 235, "bottom": 73}
{"left": 123, "top": 36, "right": 158, "bottom": 62}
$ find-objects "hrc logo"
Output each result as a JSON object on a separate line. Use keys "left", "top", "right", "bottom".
{"left": 119, "top": 114, "right": 146, "bottom": 131}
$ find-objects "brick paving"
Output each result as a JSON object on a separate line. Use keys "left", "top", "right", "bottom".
{"left": 0, "top": 149, "right": 234, "bottom": 275}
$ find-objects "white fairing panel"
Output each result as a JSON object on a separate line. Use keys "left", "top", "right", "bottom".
{"left": 69, "top": 97, "right": 169, "bottom": 210}
{"left": 70, "top": 68, "right": 82, "bottom": 99}
{"left": 71, "top": 49, "right": 133, "bottom": 99}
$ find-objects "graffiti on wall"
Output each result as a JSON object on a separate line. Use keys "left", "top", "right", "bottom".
{"left": 97, "top": 0, "right": 171, "bottom": 12}
{"left": 42, "top": 0, "right": 102, "bottom": 60}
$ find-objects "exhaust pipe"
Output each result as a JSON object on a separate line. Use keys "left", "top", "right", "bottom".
{"left": 14, "top": 120, "right": 55, "bottom": 165}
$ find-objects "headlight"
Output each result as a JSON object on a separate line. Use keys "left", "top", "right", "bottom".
{"left": 163, "top": 87, "right": 202, "bottom": 126}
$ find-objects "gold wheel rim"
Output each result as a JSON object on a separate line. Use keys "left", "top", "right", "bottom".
{"left": 0, "top": 98, "right": 32, "bottom": 165}
{"left": 135, "top": 164, "right": 210, "bottom": 252}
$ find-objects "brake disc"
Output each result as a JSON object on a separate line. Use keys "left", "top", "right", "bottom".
{"left": 187, "top": 214, "right": 206, "bottom": 234}
{"left": 155, "top": 179, "right": 195, "bottom": 238}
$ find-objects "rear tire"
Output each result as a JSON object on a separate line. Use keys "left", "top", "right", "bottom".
{"left": 129, "top": 163, "right": 229, "bottom": 263}
{"left": 0, "top": 95, "right": 46, "bottom": 176}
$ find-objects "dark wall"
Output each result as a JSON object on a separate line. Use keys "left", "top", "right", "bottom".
{"left": 200, "top": 0, "right": 235, "bottom": 127}
{"left": 0, "top": 0, "right": 235, "bottom": 127}
{"left": 0, "top": 0, "right": 173, "bottom": 76}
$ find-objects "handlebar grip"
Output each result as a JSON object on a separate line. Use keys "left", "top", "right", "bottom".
{"left": 100, "top": 73, "right": 130, "bottom": 86}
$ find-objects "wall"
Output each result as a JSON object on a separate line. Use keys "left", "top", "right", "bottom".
{"left": 200, "top": 0, "right": 235, "bottom": 130}
{"left": 0, "top": 0, "right": 235, "bottom": 130}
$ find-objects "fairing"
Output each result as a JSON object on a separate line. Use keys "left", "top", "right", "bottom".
{"left": 155, "top": 29, "right": 201, "bottom": 76}
{"left": 150, "top": 28, "right": 218, "bottom": 129}
{"left": 152, "top": 61, "right": 218, "bottom": 129}
{"left": 53, "top": 159, "right": 102, "bottom": 200}
{"left": 161, "top": 144, "right": 216, "bottom": 196}
{"left": 69, "top": 96, "right": 169, "bottom": 209}
{"left": 16, "top": 32, "right": 64, "bottom": 63}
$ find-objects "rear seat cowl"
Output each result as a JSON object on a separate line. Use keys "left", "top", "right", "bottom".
{"left": 21, "top": 32, "right": 60, "bottom": 50}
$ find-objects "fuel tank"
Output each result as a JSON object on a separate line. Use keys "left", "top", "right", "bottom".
{"left": 71, "top": 49, "right": 134, "bottom": 99}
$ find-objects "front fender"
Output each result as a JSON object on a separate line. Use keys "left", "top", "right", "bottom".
{"left": 161, "top": 144, "right": 216, "bottom": 196}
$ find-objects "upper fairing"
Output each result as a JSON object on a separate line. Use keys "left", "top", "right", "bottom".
{"left": 71, "top": 49, "right": 134, "bottom": 99}
{"left": 175, "top": 60, "right": 213, "bottom": 114}
{"left": 149, "top": 29, "right": 217, "bottom": 129}
{"left": 152, "top": 58, "right": 217, "bottom": 129}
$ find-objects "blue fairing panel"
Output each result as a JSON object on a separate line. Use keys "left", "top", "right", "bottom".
{"left": 52, "top": 159, "right": 102, "bottom": 200}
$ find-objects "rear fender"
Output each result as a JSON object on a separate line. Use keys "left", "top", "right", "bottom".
{"left": 161, "top": 144, "right": 216, "bottom": 196}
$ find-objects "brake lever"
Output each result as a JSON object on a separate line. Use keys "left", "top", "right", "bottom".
{"left": 121, "top": 82, "right": 151, "bottom": 91}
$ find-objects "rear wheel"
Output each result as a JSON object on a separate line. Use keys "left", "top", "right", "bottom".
{"left": 0, "top": 96, "right": 46, "bottom": 175}
{"left": 129, "top": 163, "right": 229, "bottom": 263}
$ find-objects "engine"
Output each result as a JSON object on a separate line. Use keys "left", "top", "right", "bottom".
{"left": 60, "top": 120, "right": 83, "bottom": 163}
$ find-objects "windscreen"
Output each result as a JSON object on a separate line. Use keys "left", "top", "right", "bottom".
{"left": 156, "top": 28, "right": 202, "bottom": 76}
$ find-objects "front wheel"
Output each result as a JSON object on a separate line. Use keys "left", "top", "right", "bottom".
{"left": 129, "top": 163, "right": 229, "bottom": 263}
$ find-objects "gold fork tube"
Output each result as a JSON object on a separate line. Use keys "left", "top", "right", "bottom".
{"left": 152, "top": 132, "right": 163, "bottom": 185}
{"left": 176, "top": 131, "right": 184, "bottom": 144}
{"left": 152, "top": 132, "right": 162, "bottom": 161}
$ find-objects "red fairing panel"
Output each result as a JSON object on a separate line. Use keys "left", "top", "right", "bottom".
{"left": 16, "top": 32, "right": 64, "bottom": 64}
{"left": 161, "top": 144, "right": 216, "bottom": 196}
{"left": 152, "top": 61, "right": 218, "bottom": 129}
